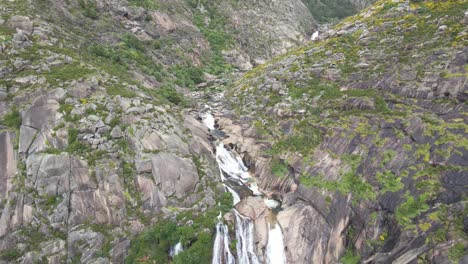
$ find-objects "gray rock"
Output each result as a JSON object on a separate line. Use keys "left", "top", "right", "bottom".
{"left": 21, "top": 252, "right": 40, "bottom": 264}
{"left": 68, "top": 82, "right": 94, "bottom": 99}
{"left": 111, "top": 239, "right": 130, "bottom": 264}
{"left": 69, "top": 167, "right": 124, "bottom": 226}
{"left": 125, "top": 106, "right": 146, "bottom": 115}
{"left": 135, "top": 159, "right": 152, "bottom": 173}
{"left": 110, "top": 126, "right": 123, "bottom": 139}
{"left": 22, "top": 96, "right": 60, "bottom": 130}
{"left": 151, "top": 152, "right": 199, "bottom": 198}
{"left": 40, "top": 239, "right": 66, "bottom": 258}
{"left": 9, "top": 16, "right": 33, "bottom": 35}
{"left": 67, "top": 228, "right": 105, "bottom": 263}
{"left": 97, "top": 125, "right": 111, "bottom": 135}
{"left": 29, "top": 154, "right": 70, "bottom": 196}
{"left": 400, "top": 70, "right": 417, "bottom": 81}
{"left": 0, "top": 131, "right": 17, "bottom": 202}
{"left": 19, "top": 125, "right": 38, "bottom": 154}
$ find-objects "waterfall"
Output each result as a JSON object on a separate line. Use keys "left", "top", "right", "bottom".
{"left": 311, "top": 31, "right": 319, "bottom": 41}
{"left": 266, "top": 223, "right": 287, "bottom": 264}
{"left": 170, "top": 241, "right": 183, "bottom": 257}
{"left": 234, "top": 210, "right": 260, "bottom": 264}
{"left": 212, "top": 215, "right": 235, "bottom": 264}
{"left": 202, "top": 111, "right": 287, "bottom": 264}
{"left": 201, "top": 112, "right": 216, "bottom": 130}
{"left": 215, "top": 143, "right": 262, "bottom": 196}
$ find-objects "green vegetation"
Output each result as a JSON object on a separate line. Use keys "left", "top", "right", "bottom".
{"left": 340, "top": 248, "right": 361, "bottom": 264}
{"left": 78, "top": 0, "right": 98, "bottom": 19}
{"left": 269, "top": 121, "right": 323, "bottom": 156}
{"left": 105, "top": 84, "right": 137, "bottom": 98}
{"left": 1, "top": 106, "right": 22, "bottom": 129}
{"left": 271, "top": 158, "right": 289, "bottom": 178}
{"left": 395, "top": 192, "right": 430, "bottom": 229}
{"left": 126, "top": 192, "right": 233, "bottom": 263}
{"left": 302, "top": 0, "right": 359, "bottom": 23}
{"left": 66, "top": 128, "right": 91, "bottom": 154}
{"left": 300, "top": 154, "right": 375, "bottom": 203}
{"left": 172, "top": 64, "right": 205, "bottom": 88}
{"left": 0, "top": 249, "right": 21, "bottom": 261}
{"left": 42, "top": 63, "right": 94, "bottom": 86}
{"left": 448, "top": 243, "right": 465, "bottom": 264}
{"left": 127, "top": 0, "right": 158, "bottom": 10}
{"left": 376, "top": 171, "right": 404, "bottom": 193}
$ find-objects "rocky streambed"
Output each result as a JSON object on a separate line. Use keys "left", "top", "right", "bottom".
{"left": 197, "top": 104, "right": 288, "bottom": 264}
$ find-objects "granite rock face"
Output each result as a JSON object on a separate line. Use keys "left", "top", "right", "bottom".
{"left": 215, "top": 0, "right": 468, "bottom": 263}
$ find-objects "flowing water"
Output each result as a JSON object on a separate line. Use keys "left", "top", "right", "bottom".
{"left": 202, "top": 112, "right": 287, "bottom": 264}
{"left": 266, "top": 224, "right": 287, "bottom": 264}
{"left": 169, "top": 241, "right": 183, "bottom": 258}
{"left": 212, "top": 214, "right": 236, "bottom": 264}
{"left": 234, "top": 210, "right": 260, "bottom": 264}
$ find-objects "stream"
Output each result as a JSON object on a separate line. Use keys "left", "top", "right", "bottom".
{"left": 200, "top": 111, "right": 288, "bottom": 264}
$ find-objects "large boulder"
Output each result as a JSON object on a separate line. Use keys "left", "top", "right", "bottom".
{"left": 151, "top": 152, "right": 199, "bottom": 199}
{"left": 8, "top": 16, "right": 33, "bottom": 35}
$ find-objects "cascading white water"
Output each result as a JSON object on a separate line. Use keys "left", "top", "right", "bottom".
{"left": 202, "top": 111, "right": 288, "bottom": 264}
{"left": 234, "top": 210, "right": 260, "bottom": 264}
{"left": 170, "top": 241, "right": 183, "bottom": 257}
{"left": 266, "top": 223, "right": 287, "bottom": 264}
{"left": 215, "top": 143, "right": 262, "bottom": 196}
{"left": 311, "top": 31, "right": 319, "bottom": 41}
{"left": 212, "top": 214, "right": 236, "bottom": 264}
{"left": 201, "top": 112, "right": 216, "bottom": 130}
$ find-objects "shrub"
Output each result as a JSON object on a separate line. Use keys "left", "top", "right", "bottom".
{"left": 340, "top": 249, "right": 361, "bottom": 264}
{"left": 2, "top": 106, "right": 22, "bottom": 129}
{"left": 78, "top": 0, "right": 98, "bottom": 19}
{"left": 159, "top": 84, "right": 184, "bottom": 105}
{"left": 0, "top": 249, "right": 21, "bottom": 261}
{"left": 448, "top": 243, "right": 465, "bottom": 263}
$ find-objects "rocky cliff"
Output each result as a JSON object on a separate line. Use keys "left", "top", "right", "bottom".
{"left": 216, "top": 0, "right": 468, "bottom": 263}
{"left": 1, "top": 0, "right": 466, "bottom": 263}
{"left": 0, "top": 0, "right": 320, "bottom": 262}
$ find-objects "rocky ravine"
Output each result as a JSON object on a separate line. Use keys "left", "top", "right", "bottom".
{"left": 2, "top": 0, "right": 465, "bottom": 264}
{"left": 212, "top": 0, "right": 468, "bottom": 263}
{"left": 0, "top": 0, "right": 324, "bottom": 262}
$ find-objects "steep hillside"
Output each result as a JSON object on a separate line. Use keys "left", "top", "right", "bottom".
{"left": 217, "top": 0, "right": 468, "bottom": 263}
{"left": 0, "top": 0, "right": 318, "bottom": 263}
{"left": 1, "top": 0, "right": 466, "bottom": 263}
{"left": 301, "top": 0, "right": 377, "bottom": 23}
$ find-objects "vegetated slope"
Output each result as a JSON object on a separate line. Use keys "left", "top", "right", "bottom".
{"left": 0, "top": 0, "right": 315, "bottom": 263}
{"left": 301, "top": 0, "right": 377, "bottom": 23}
{"left": 222, "top": 0, "right": 468, "bottom": 263}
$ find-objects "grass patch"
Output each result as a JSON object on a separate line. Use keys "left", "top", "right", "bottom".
{"left": 44, "top": 63, "right": 94, "bottom": 86}
{"left": 1, "top": 106, "right": 22, "bottom": 129}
